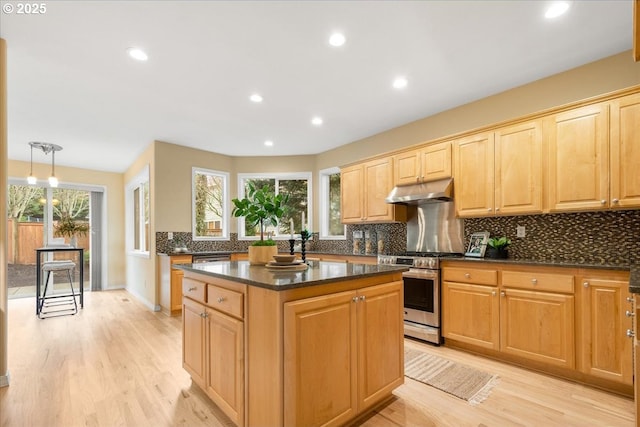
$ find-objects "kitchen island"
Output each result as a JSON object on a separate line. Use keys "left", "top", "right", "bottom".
{"left": 176, "top": 260, "right": 408, "bottom": 427}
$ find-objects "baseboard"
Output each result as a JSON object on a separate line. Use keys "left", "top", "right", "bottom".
{"left": 0, "top": 371, "right": 10, "bottom": 388}
{"left": 124, "top": 287, "right": 161, "bottom": 312}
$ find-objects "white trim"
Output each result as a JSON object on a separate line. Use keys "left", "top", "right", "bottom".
{"left": 191, "top": 167, "right": 230, "bottom": 240}
{"left": 124, "top": 286, "right": 161, "bottom": 312}
{"left": 125, "top": 165, "right": 150, "bottom": 257}
{"left": 0, "top": 372, "right": 9, "bottom": 388}
{"left": 236, "top": 172, "right": 313, "bottom": 240}
{"left": 319, "top": 167, "right": 346, "bottom": 240}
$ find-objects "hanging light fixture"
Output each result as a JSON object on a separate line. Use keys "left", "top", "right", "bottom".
{"left": 27, "top": 143, "right": 37, "bottom": 185}
{"left": 27, "top": 141, "right": 63, "bottom": 187}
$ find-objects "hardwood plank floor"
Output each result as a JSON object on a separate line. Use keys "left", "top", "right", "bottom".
{"left": 1, "top": 289, "right": 634, "bottom": 427}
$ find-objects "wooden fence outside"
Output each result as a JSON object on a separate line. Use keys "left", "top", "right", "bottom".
{"left": 7, "top": 219, "right": 89, "bottom": 265}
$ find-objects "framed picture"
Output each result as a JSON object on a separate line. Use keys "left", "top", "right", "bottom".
{"left": 465, "top": 231, "right": 490, "bottom": 258}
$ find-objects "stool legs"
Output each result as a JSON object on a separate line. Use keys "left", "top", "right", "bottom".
{"left": 38, "top": 265, "right": 78, "bottom": 318}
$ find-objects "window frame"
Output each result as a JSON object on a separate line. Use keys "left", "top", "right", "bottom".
{"left": 319, "top": 167, "right": 346, "bottom": 240}
{"left": 192, "top": 167, "right": 230, "bottom": 241}
{"left": 236, "top": 172, "right": 312, "bottom": 241}
{"left": 125, "top": 165, "right": 150, "bottom": 258}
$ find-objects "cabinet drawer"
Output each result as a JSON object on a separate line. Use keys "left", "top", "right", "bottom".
{"left": 183, "top": 278, "right": 206, "bottom": 303}
{"left": 443, "top": 267, "right": 498, "bottom": 286}
{"left": 502, "top": 271, "right": 574, "bottom": 293}
{"left": 208, "top": 285, "right": 244, "bottom": 319}
{"left": 171, "top": 255, "right": 193, "bottom": 267}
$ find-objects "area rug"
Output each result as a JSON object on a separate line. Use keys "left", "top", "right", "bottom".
{"left": 404, "top": 348, "right": 500, "bottom": 405}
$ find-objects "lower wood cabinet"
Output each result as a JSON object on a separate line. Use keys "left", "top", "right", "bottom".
{"left": 283, "top": 281, "right": 403, "bottom": 427}
{"left": 159, "top": 254, "right": 193, "bottom": 315}
{"left": 183, "top": 297, "right": 206, "bottom": 388}
{"left": 442, "top": 261, "right": 632, "bottom": 392}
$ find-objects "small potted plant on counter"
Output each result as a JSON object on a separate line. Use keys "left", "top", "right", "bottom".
{"left": 232, "top": 182, "right": 289, "bottom": 265}
{"left": 486, "top": 236, "right": 511, "bottom": 259}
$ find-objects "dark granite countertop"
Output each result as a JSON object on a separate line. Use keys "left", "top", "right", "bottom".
{"left": 446, "top": 256, "right": 631, "bottom": 271}
{"left": 628, "top": 265, "right": 640, "bottom": 294}
{"left": 158, "top": 251, "right": 233, "bottom": 256}
{"left": 175, "top": 260, "right": 408, "bottom": 291}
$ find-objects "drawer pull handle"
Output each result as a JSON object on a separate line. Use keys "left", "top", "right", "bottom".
{"left": 627, "top": 297, "right": 634, "bottom": 303}
{"left": 626, "top": 329, "right": 634, "bottom": 338}
{"left": 583, "top": 282, "right": 589, "bottom": 288}
{"left": 200, "top": 312, "right": 208, "bottom": 318}
{"left": 601, "top": 199, "right": 606, "bottom": 205}
{"left": 217, "top": 297, "right": 226, "bottom": 303}
{"left": 491, "top": 291, "right": 496, "bottom": 296}
{"left": 531, "top": 278, "right": 537, "bottom": 285}
{"left": 500, "top": 291, "right": 506, "bottom": 297}
{"left": 353, "top": 297, "right": 358, "bottom": 302}
{"left": 464, "top": 273, "right": 471, "bottom": 279}
{"left": 612, "top": 198, "right": 619, "bottom": 204}
{"left": 626, "top": 310, "right": 635, "bottom": 318}
{"left": 359, "top": 295, "right": 366, "bottom": 301}
{"left": 188, "top": 287, "right": 197, "bottom": 292}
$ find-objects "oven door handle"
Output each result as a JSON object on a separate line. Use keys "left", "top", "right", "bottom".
{"left": 403, "top": 270, "right": 438, "bottom": 280}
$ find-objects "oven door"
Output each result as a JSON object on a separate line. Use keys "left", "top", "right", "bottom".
{"left": 402, "top": 269, "right": 439, "bottom": 328}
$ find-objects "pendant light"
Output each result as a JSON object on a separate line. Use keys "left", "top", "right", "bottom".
{"left": 27, "top": 141, "right": 63, "bottom": 187}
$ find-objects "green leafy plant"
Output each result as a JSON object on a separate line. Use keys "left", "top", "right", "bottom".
{"left": 54, "top": 213, "right": 89, "bottom": 238}
{"left": 487, "top": 236, "right": 511, "bottom": 250}
{"left": 232, "top": 182, "right": 289, "bottom": 246}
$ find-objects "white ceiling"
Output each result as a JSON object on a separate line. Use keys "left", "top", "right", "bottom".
{"left": 0, "top": 0, "right": 633, "bottom": 173}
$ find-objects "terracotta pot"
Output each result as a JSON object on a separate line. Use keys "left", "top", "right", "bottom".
{"left": 248, "top": 245, "right": 278, "bottom": 265}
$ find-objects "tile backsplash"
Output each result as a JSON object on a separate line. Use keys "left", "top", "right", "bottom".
{"left": 157, "top": 209, "right": 640, "bottom": 266}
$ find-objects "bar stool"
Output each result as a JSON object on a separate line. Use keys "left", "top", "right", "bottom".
{"left": 39, "top": 260, "right": 78, "bottom": 318}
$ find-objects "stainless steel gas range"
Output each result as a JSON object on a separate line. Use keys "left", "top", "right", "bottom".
{"left": 378, "top": 252, "right": 461, "bottom": 345}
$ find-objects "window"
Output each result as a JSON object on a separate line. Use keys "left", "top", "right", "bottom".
{"left": 126, "top": 166, "right": 150, "bottom": 255}
{"left": 192, "top": 168, "right": 229, "bottom": 240}
{"left": 237, "top": 173, "right": 311, "bottom": 240}
{"left": 319, "top": 167, "right": 345, "bottom": 239}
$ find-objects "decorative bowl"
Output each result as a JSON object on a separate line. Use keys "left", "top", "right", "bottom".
{"left": 273, "top": 254, "right": 296, "bottom": 263}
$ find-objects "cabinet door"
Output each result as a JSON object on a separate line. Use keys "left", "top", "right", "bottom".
{"left": 363, "top": 157, "right": 394, "bottom": 221}
{"left": 421, "top": 141, "right": 452, "bottom": 182}
{"left": 171, "top": 269, "right": 184, "bottom": 312}
{"left": 183, "top": 297, "right": 206, "bottom": 388}
{"left": 610, "top": 93, "right": 640, "bottom": 208}
{"left": 442, "top": 281, "right": 499, "bottom": 350}
{"left": 494, "top": 120, "right": 543, "bottom": 215}
{"left": 393, "top": 149, "right": 420, "bottom": 186}
{"left": 206, "top": 309, "right": 244, "bottom": 426}
{"left": 357, "top": 282, "right": 404, "bottom": 411}
{"left": 547, "top": 103, "right": 609, "bottom": 212}
{"left": 341, "top": 164, "right": 364, "bottom": 223}
{"left": 453, "top": 132, "right": 495, "bottom": 217}
{"left": 579, "top": 277, "right": 632, "bottom": 385}
{"left": 284, "top": 290, "right": 358, "bottom": 427}
{"left": 500, "top": 288, "right": 575, "bottom": 369}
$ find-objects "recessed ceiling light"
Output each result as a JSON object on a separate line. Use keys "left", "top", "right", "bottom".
{"left": 311, "top": 117, "right": 323, "bottom": 126}
{"left": 126, "top": 47, "right": 148, "bottom": 61}
{"left": 329, "top": 32, "right": 346, "bottom": 47}
{"left": 392, "top": 77, "right": 408, "bottom": 89}
{"left": 264, "top": 140, "right": 274, "bottom": 147}
{"left": 250, "top": 93, "right": 263, "bottom": 103}
{"left": 545, "top": 1, "right": 570, "bottom": 19}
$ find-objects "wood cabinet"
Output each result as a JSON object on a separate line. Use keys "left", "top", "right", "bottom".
{"left": 182, "top": 278, "right": 245, "bottom": 426}
{"left": 610, "top": 93, "right": 640, "bottom": 209}
{"left": 284, "top": 281, "right": 403, "bottom": 427}
{"left": 442, "top": 261, "right": 632, "bottom": 393}
{"left": 547, "top": 103, "right": 610, "bottom": 212}
{"left": 393, "top": 141, "right": 452, "bottom": 186}
{"left": 341, "top": 157, "right": 406, "bottom": 224}
{"left": 454, "top": 121, "right": 543, "bottom": 217}
{"left": 159, "top": 254, "right": 192, "bottom": 316}
{"left": 577, "top": 272, "right": 633, "bottom": 385}
{"left": 442, "top": 266, "right": 499, "bottom": 350}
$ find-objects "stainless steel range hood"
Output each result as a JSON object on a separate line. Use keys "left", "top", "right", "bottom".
{"left": 385, "top": 178, "right": 453, "bottom": 205}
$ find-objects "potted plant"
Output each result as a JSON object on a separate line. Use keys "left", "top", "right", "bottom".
{"left": 54, "top": 213, "right": 89, "bottom": 247}
{"left": 486, "top": 236, "right": 511, "bottom": 259}
{"left": 232, "top": 182, "right": 289, "bottom": 265}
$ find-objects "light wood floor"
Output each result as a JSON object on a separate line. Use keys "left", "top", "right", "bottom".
{"left": 0, "top": 289, "right": 634, "bottom": 427}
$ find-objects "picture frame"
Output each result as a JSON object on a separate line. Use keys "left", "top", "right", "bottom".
{"left": 465, "top": 231, "right": 490, "bottom": 258}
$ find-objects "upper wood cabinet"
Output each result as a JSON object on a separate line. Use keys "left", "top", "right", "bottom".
{"left": 454, "top": 120, "right": 543, "bottom": 217}
{"left": 393, "top": 141, "right": 452, "bottom": 186}
{"left": 547, "top": 103, "right": 610, "bottom": 212}
{"left": 610, "top": 93, "right": 640, "bottom": 208}
{"left": 341, "top": 157, "right": 406, "bottom": 224}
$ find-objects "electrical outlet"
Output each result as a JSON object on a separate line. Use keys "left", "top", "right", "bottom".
{"left": 516, "top": 226, "right": 525, "bottom": 238}
{"left": 353, "top": 230, "right": 363, "bottom": 239}
{"left": 168, "top": 232, "right": 173, "bottom": 240}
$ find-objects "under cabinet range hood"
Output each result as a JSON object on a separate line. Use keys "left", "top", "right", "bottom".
{"left": 386, "top": 178, "right": 454, "bottom": 205}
